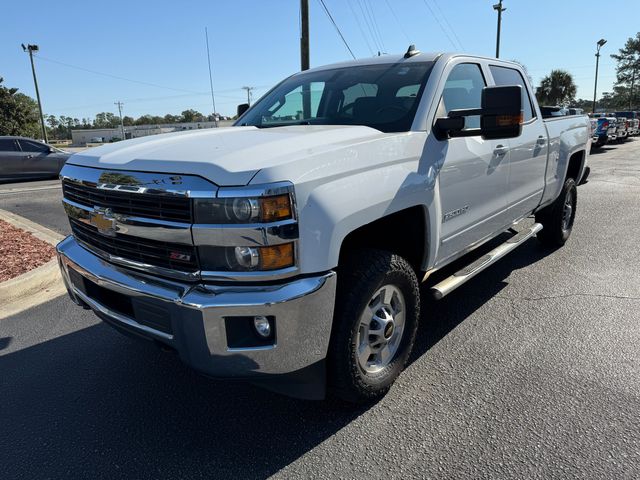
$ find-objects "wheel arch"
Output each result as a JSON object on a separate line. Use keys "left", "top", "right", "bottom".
{"left": 337, "top": 205, "right": 430, "bottom": 273}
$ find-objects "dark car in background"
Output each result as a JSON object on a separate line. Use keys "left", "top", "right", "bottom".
{"left": 0, "top": 136, "right": 71, "bottom": 182}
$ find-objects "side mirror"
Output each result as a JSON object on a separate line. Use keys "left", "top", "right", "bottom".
{"left": 237, "top": 103, "right": 250, "bottom": 117}
{"left": 48, "top": 146, "right": 55, "bottom": 154}
{"left": 433, "top": 116, "right": 465, "bottom": 140}
{"left": 480, "top": 85, "right": 523, "bottom": 139}
{"left": 432, "top": 85, "right": 523, "bottom": 141}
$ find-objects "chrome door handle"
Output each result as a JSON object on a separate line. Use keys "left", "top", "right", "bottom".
{"left": 493, "top": 145, "right": 508, "bottom": 155}
{"left": 536, "top": 136, "right": 546, "bottom": 145}
{"left": 26, "top": 154, "right": 33, "bottom": 159}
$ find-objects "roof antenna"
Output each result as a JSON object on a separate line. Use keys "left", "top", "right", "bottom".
{"left": 404, "top": 44, "right": 420, "bottom": 58}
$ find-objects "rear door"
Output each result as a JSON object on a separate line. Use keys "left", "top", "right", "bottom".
{"left": 0, "top": 138, "right": 22, "bottom": 180}
{"left": 16, "top": 139, "right": 58, "bottom": 178}
{"left": 433, "top": 61, "right": 511, "bottom": 265}
{"left": 489, "top": 65, "right": 547, "bottom": 220}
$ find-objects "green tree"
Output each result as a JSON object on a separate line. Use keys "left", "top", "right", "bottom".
{"left": 122, "top": 115, "right": 135, "bottom": 126}
{"left": 163, "top": 114, "right": 181, "bottom": 123}
{"left": 94, "top": 112, "right": 120, "bottom": 128}
{"left": 181, "top": 109, "right": 203, "bottom": 123}
{"left": 0, "top": 77, "right": 41, "bottom": 138}
{"left": 611, "top": 32, "right": 640, "bottom": 110}
{"left": 535, "top": 70, "right": 577, "bottom": 106}
{"left": 599, "top": 86, "right": 634, "bottom": 111}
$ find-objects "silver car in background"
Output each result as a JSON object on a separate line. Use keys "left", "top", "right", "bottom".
{"left": 0, "top": 136, "right": 71, "bottom": 182}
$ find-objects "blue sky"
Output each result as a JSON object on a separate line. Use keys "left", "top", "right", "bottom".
{"left": 2, "top": 0, "right": 638, "bottom": 119}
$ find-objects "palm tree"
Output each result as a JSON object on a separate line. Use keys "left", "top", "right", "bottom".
{"left": 535, "top": 70, "right": 577, "bottom": 106}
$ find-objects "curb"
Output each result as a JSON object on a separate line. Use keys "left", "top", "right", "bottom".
{"left": 0, "top": 209, "right": 67, "bottom": 320}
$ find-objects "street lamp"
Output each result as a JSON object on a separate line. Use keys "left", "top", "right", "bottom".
{"left": 21, "top": 43, "right": 48, "bottom": 142}
{"left": 592, "top": 38, "right": 607, "bottom": 114}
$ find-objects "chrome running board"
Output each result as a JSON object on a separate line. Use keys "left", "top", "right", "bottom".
{"left": 431, "top": 223, "right": 543, "bottom": 300}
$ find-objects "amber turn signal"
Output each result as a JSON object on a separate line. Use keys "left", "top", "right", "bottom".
{"left": 258, "top": 243, "right": 295, "bottom": 270}
{"left": 260, "top": 194, "right": 292, "bottom": 222}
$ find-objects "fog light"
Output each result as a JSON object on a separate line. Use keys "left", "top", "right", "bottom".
{"left": 253, "top": 316, "right": 272, "bottom": 338}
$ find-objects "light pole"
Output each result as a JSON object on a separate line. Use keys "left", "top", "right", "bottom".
{"left": 592, "top": 38, "right": 607, "bottom": 113}
{"left": 21, "top": 43, "right": 48, "bottom": 142}
{"left": 493, "top": 1, "right": 506, "bottom": 58}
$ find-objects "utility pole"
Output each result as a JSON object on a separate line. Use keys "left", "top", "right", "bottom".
{"left": 300, "top": 0, "right": 311, "bottom": 118}
{"left": 592, "top": 38, "right": 607, "bottom": 113}
{"left": 242, "top": 86, "right": 254, "bottom": 106}
{"left": 300, "top": 0, "right": 310, "bottom": 71}
{"left": 21, "top": 43, "right": 47, "bottom": 142}
{"left": 114, "top": 101, "right": 125, "bottom": 141}
{"left": 493, "top": 1, "right": 506, "bottom": 58}
{"left": 629, "top": 68, "right": 636, "bottom": 110}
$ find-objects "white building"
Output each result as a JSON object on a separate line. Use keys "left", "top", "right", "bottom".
{"left": 71, "top": 120, "right": 234, "bottom": 146}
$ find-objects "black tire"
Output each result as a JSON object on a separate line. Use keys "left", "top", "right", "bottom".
{"left": 535, "top": 177, "right": 577, "bottom": 247}
{"left": 327, "top": 249, "right": 420, "bottom": 404}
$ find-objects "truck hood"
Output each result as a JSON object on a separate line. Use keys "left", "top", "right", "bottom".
{"left": 68, "top": 125, "right": 387, "bottom": 186}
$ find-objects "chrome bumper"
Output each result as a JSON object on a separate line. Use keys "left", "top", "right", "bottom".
{"left": 56, "top": 236, "right": 337, "bottom": 398}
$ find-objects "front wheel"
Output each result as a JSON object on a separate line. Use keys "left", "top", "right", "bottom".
{"left": 327, "top": 249, "right": 420, "bottom": 403}
{"left": 535, "top": 177, "right": 577, "bottom": 247}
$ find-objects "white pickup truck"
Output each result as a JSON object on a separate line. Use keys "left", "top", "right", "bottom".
{"left": 57, "top": 50, "right": 590, "bottom": 403}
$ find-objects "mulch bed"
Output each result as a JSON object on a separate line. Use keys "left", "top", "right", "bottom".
{"left": 0, "top": 219, "right": 56, "bottom": 282}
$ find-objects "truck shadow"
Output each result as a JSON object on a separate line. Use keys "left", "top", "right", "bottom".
{"left": 0, "top": 237, "right": 554, "bottom": 479}
{"left": 412, "top": 235, "right": 556, "bottom": 361}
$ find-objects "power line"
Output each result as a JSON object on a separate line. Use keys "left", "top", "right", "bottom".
{"left": 317, "top": 0, "right": 356, "bottom": 59}
{"left": 346, "top": 0, "right": 375, "bottom": 56}
{"left": 33, "top": 54, "right": 204, "bottom": 94}
{"left": 383, "top": 0, "right": 411, "bottom": 44}
{"left": 421, "top": 0, "right": 457, "bottom": 50}
{"left": 432, "top": 0, "right": 464, "bottom": 50}
{"left": 355, "top": 0, "right": 382, "bottom": 53}
{"left": 362, "top": 0, "right": 386, "bottom": 53}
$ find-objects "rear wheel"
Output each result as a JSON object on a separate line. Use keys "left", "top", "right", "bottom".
{"left": 327, "top": 249, "right": 420, "bottom": 403}
{"left": 535, "top": 177, "right": 577, "bottom": 247}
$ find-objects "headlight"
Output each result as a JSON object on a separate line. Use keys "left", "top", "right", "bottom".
{"left": 194, "top": 194, "right": 293, "bottom": 224}
{"left": 198, "top": 243, "right": 295, "bottom": 272}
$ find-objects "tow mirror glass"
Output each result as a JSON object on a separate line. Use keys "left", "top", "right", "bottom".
{"left": 480, "top": 85, "right": 523, "bottom": 139}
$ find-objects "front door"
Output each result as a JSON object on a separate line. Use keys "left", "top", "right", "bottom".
{"left": 17, "top": 139, "right": 58, "bottom": 179}
{"left": 433, "top": 62, "right": 511, "bottom": 266}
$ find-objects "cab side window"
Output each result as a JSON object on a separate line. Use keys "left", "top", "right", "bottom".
{"left": 18, "top": 140, "right": 49, "bottom": 153}
{"left": 436, "top": 63, "right": 486, "bottom": 129}
{"left": 489, "top": 65, "right": 535, "bottom": 122}
{"left": 0, "top": 139, "right": 19, "bottom": 151}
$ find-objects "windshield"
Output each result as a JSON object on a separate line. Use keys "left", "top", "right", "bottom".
{"left": 237, "top": 61, "right": 434, "bottom": 133}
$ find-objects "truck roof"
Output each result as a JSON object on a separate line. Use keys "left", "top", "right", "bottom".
{"left": 300, "top": 51, "right": 522, "bottom": 74}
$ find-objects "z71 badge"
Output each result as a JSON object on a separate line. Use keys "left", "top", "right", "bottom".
{"left": 443, "top": 205, "right": 469, "bottom": 222}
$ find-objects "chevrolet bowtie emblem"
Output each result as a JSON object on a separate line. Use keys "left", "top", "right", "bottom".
{"left": 90, "top": 207, "right": 117, "bottom": 236}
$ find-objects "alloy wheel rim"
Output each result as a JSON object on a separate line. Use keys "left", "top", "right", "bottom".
{"left": 562, "top": 189, "right": 574, "bottom": 232}
{"left": 356, "top": 285, "right": 406, "bottom": 374}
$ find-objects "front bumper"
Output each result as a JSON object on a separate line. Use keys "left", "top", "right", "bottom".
{"left": 57, "top": 236, "right": 337, "bottom": 399}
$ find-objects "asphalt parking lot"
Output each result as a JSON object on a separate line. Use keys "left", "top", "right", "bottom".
{"left": 1, "top": 139, "right": 639, "bottom": 479}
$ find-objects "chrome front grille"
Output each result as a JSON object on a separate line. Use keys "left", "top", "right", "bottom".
{"left": 62, "top": 180, "right": 192, "bottom": 222}
{"left": 70, "top": 218, "right": 198, "bottom": 273}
